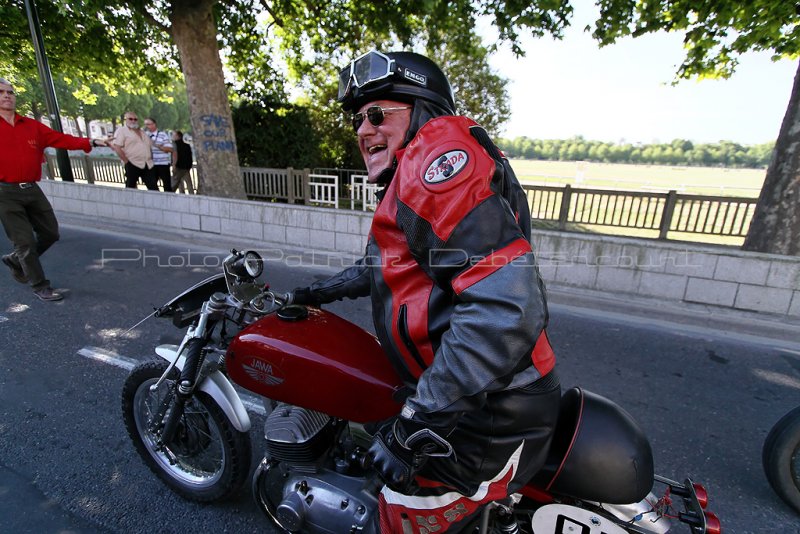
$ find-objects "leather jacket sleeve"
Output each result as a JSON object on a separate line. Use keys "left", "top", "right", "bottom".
{"left": 306, "top": 256, "right": 371, "bottom": 304}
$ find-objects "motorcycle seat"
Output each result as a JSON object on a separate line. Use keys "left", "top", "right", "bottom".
{"left": 530, "top": 387, "right": 654, "bottom": 504}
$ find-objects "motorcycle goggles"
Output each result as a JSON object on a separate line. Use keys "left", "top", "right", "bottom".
{"left": 338, "top": 50, "right": 402, "bottom": 103}
{"left": 351, "top": 105, "right": 411, "bottom": 132}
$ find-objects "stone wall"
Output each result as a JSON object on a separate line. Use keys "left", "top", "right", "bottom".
{"left": 42, "top": 180, "right": 800, "bottom": 319}
{"left": 531, "top": 232, "right": 800, "bottom": 318}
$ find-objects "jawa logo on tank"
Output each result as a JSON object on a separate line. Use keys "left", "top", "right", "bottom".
{"left": 243, "top": 358, "right": 285, "bottom": 386}
{"left": 424, "top": 150, "right": 469, "bottom": 184}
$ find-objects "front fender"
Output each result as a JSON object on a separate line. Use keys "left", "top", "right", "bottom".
{"left": 154, "top": 344, "right": 251, "bottom": 432}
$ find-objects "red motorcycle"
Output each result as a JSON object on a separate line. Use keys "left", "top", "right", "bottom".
{"left": 122, "top": 249, "right": 722, "bottom": 533}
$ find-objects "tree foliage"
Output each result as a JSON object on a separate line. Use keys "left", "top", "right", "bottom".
{"left": 232, "top": 99, "right": 322, "bottom": 168}
{"left": 250, "top": 2, "right": 526, "bottom": 168}
{"left": 583, "top": 0, "right": 800, "bottom": 254}
{"left": 0, "top": 0, "right": 175, "bottom": 89}
{"left": 3, "top": 0, "right": 572, "bottom": 196}
{"left": 498, "top": 136, "right": 774, "bottom": 168}
{"left": 591, "top": 1, "right": 800, "bottom": 80}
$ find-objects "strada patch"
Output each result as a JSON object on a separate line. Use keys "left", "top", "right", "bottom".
{"left": 424, "top": 150, "right": 469, "bottom": 184}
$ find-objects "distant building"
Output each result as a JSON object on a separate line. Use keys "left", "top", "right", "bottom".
{"left": 36, "top": 115, "right": 113, "bottom": 138}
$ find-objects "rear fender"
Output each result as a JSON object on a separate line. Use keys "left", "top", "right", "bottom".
{"left": 154, "top": 344, "right": 251, "bottom": 433}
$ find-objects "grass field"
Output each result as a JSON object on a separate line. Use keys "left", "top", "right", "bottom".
{"left": 509, "top": 159, "right": 767, "bottom": 198}
{"left": 509, "top": 159, "right": 768, "bottom": 246}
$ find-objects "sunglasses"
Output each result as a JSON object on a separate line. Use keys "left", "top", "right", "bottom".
{"left": 352, "top": 105, "right": 410, "bottom": 131}
{"left": 126, "top": 117, "right": 138, "bottom": 121}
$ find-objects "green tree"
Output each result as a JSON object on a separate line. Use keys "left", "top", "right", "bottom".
{"left": 232, "top": 99, "right": 322, "bottom": 169}
{"left": 0, "top": 1, "right": 171, "bottom": 88}
{"left": 4, "top": 1, "right": 575, "bottom": 197}
{"left": 429, "top": 36, "right": 511, "bottom": 137}
{"left": 235, "top": 1, "right": 570, "bottom": 168}
{"left": 148, "top": 100, "right": 179, "bottom": 131}
{"left": 53, "top": 76, "right": 86, "bottom": 136}
{"left": 10, "top": 77, "right": 46, "bottom": 121}
{"left": 82, "top": 83, "right": 128, "bottom": 129}
{"left": 589, "top": 1, "right": 800, "bottom": 254}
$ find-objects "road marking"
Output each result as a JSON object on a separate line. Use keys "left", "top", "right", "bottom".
{"left": 78, "top": 346, "right": 138, "bottom": 371}
{"left": 77, "top": 346, "right": 266, "bottom": 416}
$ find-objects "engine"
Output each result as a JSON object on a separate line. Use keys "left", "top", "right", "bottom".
{"left": 255, "top": 403, "right": 380, "bottom": 534}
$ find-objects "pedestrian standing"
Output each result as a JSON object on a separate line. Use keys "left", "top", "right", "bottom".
{"left": 143, "top": 117, "right": 173, "bottom": 192}
{"left": 109, "top": 111, "right": 157, "bottom": 190}
{"left": 170, "top": 130, "right": 194, "bottom": 194}
{"left": 0, "top": 77, "right": 107, "bottom": 301}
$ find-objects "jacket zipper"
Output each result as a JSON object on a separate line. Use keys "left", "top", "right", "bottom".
{"left": 397, "top": 304, "right": 427, "bottom": 371}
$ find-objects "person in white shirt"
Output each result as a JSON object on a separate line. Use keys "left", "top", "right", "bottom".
{"left": 143, "top": 117, "right": 174, "bottom": 192}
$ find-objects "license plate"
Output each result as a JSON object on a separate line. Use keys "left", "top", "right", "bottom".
{"left": 531, "top": 504, "right": 629, "bottom": 534}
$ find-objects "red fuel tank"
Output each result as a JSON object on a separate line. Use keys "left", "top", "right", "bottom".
{"left": 226, "top": 307, "right": 405, "bottom": 423}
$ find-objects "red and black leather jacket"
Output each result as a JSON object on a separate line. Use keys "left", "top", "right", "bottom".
{"left": 306, "top": 116, "right": 555, "bottom": 431}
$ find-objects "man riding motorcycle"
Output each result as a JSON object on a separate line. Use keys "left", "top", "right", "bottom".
{"left": 291, "top": 50, "right": 561, "bottom": 533}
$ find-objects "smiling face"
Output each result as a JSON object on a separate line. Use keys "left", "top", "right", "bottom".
{"left": 124, "top": 113, "right": 140, "bottom": 129}
{"left": 356, "top": 100, "right": 412, "bottom": 183}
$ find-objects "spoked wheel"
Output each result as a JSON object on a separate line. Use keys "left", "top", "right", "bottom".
{"left": 121, "top": 359, "right": 251, "bottom": 502}
{"left": 763, "top": 406, "right": 800, "bottom": 514}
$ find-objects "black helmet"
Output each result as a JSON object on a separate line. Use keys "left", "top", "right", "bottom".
{"left": 338, "top": 50, "right": 456, "bottom": 115}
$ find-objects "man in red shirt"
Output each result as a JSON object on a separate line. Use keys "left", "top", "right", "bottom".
{"left": 0, "top": 77, "right": 107, "bottom": 301}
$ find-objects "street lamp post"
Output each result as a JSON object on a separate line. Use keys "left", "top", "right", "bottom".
{"left": 24, "top": 0, "right": 75, "bottom": 182}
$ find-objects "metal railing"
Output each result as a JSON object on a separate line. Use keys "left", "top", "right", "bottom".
{"left": 242, "top": 166, "right": 307, "bottom": 203}
{"left": 45, "top": 153, "right": 199, "bottom": 190}
{"left": 307, "top": 174, "right": 339, "bottom": 208}
{"left": 44, "top": 155, "right": 757, "bottom": 240}
{"left": 523, "top": 184, "right": 757, "bottom": 238}
{"left": 349, "top": 174, "right": 379, "bottom": 211}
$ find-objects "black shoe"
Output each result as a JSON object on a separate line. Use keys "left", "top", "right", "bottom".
{"left": 1, "top": 255, "right": 28, "bottom": 284}
{"left": 33, "top": 286, "right": 63, "bottom": 302}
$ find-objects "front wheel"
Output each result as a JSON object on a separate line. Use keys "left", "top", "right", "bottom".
{"left": 121, "top": 359, "right": 252, "bottom": 502}
{"left": 763, "top": 406, "right": 800, "bottom": 514}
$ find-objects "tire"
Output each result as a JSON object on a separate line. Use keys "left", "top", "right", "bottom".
{"left": 763, "top": 406, "right": 800, "bottom": 514}
{"left": 121, "top": 359, "right": 252, "bottom": 502}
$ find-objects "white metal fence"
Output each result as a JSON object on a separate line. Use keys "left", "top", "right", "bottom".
{"left": 349, "top": 174, "right": 378, "bottom": 211}
{"left": 307, "top": 174, "right": 339, "bottom": 208}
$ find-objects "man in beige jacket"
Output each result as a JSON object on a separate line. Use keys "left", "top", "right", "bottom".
{"left": 110, "top": 111, "right": 156, "bottom": 190}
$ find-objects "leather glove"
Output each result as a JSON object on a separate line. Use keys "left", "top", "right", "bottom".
{"left": 368, "top": 416, "right": 454, "bottom": 494}
{"left": 288, "top": 286, "right": 321, "bottom": 307}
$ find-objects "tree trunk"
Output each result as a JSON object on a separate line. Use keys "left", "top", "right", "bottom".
{"left": 31, "top": 102, "right": 43, "bottom": 123}
{"left": 169, "top": 0, "right": 246, "bottom": 199}
{"left": 742, "top": 59, "right": 800, "bottom": 256}
{"left": 73, "top": 116, "right": 83, "bottom": 137}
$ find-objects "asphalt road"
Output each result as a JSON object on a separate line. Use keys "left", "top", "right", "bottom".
{"left": 0, "top": 222, "right": 798, "bottom": 533}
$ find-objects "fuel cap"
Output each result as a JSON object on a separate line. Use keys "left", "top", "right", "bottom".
{"left": 277, "top": 305, "right": 309, "bottom": 321}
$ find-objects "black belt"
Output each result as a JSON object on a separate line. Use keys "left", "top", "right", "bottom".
{"left": 0, "top": 182, "right": 37, "bottom": 189}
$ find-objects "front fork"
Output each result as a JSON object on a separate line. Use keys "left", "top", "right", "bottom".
{"left": 159, "top": 341, "right": 209, "bottom": 445}
{"left": 151, "top": 298, "right": 223, "bottom": 449}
